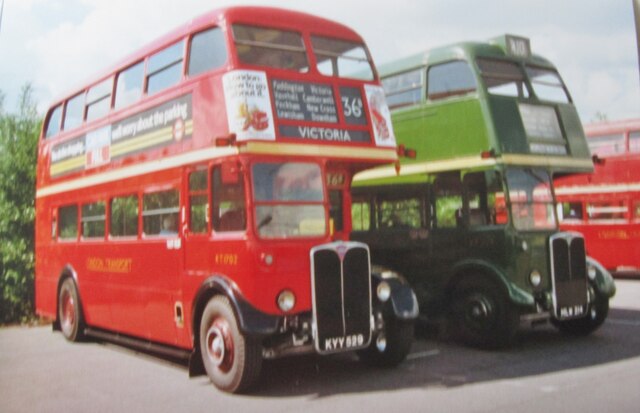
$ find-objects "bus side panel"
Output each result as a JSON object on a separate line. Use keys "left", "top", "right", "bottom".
{"left": 485, "top": 97, "right": 529, "bottom": 154}
{"left": 393, "top": 98, "right": 489, "bottom": 161}
{"left": 35, "top": 198, "right": 57, "bottom": 319}
{"left": 557, "top": 105, "right": 591, "bottom": 159}
{"left": 562, "top": 222, "right": 640, "bottom": 271}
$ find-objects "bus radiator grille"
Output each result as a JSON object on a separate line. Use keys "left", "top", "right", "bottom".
{"left": 550, "top": 233, "right": 589, "bottom": 319}
{"left": 311, "top": 242, "right": 372, "bottom": 354}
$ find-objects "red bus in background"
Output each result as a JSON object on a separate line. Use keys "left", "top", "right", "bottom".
{"left": 555, "top": 118, "right": 640, "bottom": 275}
{"left": 35, "top": 7, "right": 418, "bottom": 393}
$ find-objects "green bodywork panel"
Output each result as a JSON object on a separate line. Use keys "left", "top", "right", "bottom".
{"left": 370, "top": 36, "right": 594, "bottom": 176}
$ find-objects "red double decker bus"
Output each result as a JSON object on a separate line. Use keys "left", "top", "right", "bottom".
{"left": 35, "top": 6, "right": 418, "bottom": 393}
{"left": 555, "top": 118, "right": 640, "bottom": 275}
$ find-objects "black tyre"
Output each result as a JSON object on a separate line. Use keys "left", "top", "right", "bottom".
{"left": 552, "top": 293, "right": 609, "bottom": 336}
{"left": 199, "top": 296, "right": 263, "bottom": 393}
{"left": 358, "top": 312, "right": 414, "bottom": 368}
{"left": 450, "top": 277, "right": 519, "bottom": 349}
{"left": 58, "top": 277, "right": 85, "bottom": 342}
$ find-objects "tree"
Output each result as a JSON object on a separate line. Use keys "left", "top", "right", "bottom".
{"left": 593, "top": 111, "right": 609, "bottom": 123}
{"left": 0, "top": 85, "right": 41, "bottom": 324}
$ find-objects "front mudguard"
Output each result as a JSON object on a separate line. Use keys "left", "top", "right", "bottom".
{"left": 451, "top": 259, "right": 535, "bottom": 308}
{"left": 371, "top": 267, "right": 419, "bottom": 320}
{"left": 586, "top": 256, "right": 616, "bottom": 298}
{"left": 192, "top": 275, "right": 280, "bottom": 338}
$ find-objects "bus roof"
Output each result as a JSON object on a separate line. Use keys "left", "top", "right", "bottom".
{"left": 584, "top": 118, "right": 640, "bottom": 136}
{"left": 47, "top": 6, "right": 366, "bottom": 109}
{"left": 377, "top": 34, "right": 556, "bottom": 78}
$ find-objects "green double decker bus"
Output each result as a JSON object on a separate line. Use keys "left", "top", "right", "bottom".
{"left": 351, "top": 35, "right": 616, "bottom": 348}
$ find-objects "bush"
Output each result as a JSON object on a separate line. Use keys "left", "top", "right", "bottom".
{"left": 0, "top": 86, "right": 41, "bottom": 324}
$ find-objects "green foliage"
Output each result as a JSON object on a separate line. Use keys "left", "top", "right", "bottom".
{"left": 436, "top": 196, "right": 463, "bottom": 228}
{"left": 0, "top": 85, "right": 41, "bottom": 324}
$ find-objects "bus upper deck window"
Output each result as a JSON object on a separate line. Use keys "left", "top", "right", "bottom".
{"left": 311, "top": 36, "right": 374, "bottom": 80}
{"left": 147, "top": 42, "right": 184, "bottom": 96}
{"left": 629, "top": 131, "right": 640, "bottom": 153}
{"left": 232, "top": 24, "right": 308, "bottom": 71}
{"left": 477, "top": 58, "right": 529, "bottom": 98}
{"left": 525, "top": 66, "right": 570, "bottom": 103}
{"left": 427, "top": 61, "right": 476, "bottom": 100}
{"left": 45, "top": 104, "right": 63, "bottom": 138}
{"left": 115, "top": 62, "right": 144, "bottom": 110}
{"left": 86, "top": 78, "right": 113, "bottom": 122}
{"left": 382, "top": 68, "right": 424, "bottom": 109}
{"left": 188, "top": 27, "right": 228, "bottom": 77}
{"left": 588, "top": 133, "right": 625, "bottom": 157}
{"left": 63, "top": 93, "right": 85, "bottom": 131}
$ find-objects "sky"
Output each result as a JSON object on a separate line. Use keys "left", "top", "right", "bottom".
{"left": 0, "top": 0, "right": 638, "bottom": 124}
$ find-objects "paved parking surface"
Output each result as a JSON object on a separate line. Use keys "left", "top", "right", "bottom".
{"left": 1, "top": 279, "right": 639, "bottom": 413}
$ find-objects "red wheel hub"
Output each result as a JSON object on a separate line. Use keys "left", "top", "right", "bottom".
{"left": 61, "top": 291, "right": 75, "bottom": 334}
{"left": 205, "top": 317, "right": 234, "bottom": 372}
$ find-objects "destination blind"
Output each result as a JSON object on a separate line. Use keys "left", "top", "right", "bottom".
{"left": 271, "top": 78, "right": 371, "bottom": 143}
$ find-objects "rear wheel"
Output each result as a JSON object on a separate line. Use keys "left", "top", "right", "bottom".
{"left": 58, "top": 277, "right": 85, "bottom": 342}
{"left": 358, "top": 311, "right": 414, "bottom": 368}
{"left": 450, "top": 277, "right": 519, "bottom": 349}
{"left": 552, "top": 292, "right": 609, "bottom": 336}
{"left": 199, "top": 296, "right": 262, "bottom": 393}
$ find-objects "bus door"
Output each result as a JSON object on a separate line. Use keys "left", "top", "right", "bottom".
{"left": 429, "top": 173, "right": 466, "bottom": 278}
{"left": 106, "top": 188, "right": 181, "bottom": 344}
{"left": 372, "top": 189, "right": 428, "bottom": 286}
{"left": 184, "top": 167, "right": 211, "bottom": 276}
{"left": 140, "top": 187, "right": 182, "bottom": 345}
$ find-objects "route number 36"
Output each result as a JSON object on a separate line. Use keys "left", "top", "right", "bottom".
{"left": 342, "top": 96, "right": 363, "bottom": 118}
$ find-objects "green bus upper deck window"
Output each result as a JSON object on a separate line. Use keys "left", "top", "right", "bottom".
{"left": 233, "top": 24, "right": 308, "bottom": 72}
{"left": 427, "top": 61, "right": 476, "bottom": 101}
{"left": 312, "top": 36, "right": 374, "bottom": 81}
{"left": 477, "top": 58, "right": 529, "bottom": 98}
{"left": 525, "top": 66, "right": 570, "bottom": 103}
{"left": 383, "top": 68, "right": 424, "bottom": 109}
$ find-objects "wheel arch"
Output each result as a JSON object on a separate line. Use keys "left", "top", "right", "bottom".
{"left": 53, "top": 265, "right": 80, "bottom": 331}
{"left": 370, "top": 266, "right": 419, "bottom": 320}
{"left": 446, "top": 259, "right": 534, "bottom": 309}
{"left": 586, "top": 256, "right": 616, "bottom": 298}
{"left": 189, "top": 275, "right": 279, "bottom": 377}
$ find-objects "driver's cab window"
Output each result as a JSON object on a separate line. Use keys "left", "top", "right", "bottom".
{"left": 212, "top": 165, "right": 246, "bottom": 232}
{"left": 464, "top": 171, "right": 506, "bottom": 226}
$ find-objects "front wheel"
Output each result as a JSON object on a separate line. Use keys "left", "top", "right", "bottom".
{"left": 358, "top": 312, "right": 414, "bottom": 368}
{"left": 552, "top": 293, "right": 609, "bottom": 336}
{"left": 58, "top": 277, "right": 85, "bottom": 342}
{"left": 450, "top": 277, "right": 519, "bottom": 349}
{"left": 199, "top": 296, "right": 263, "bottom": 393}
